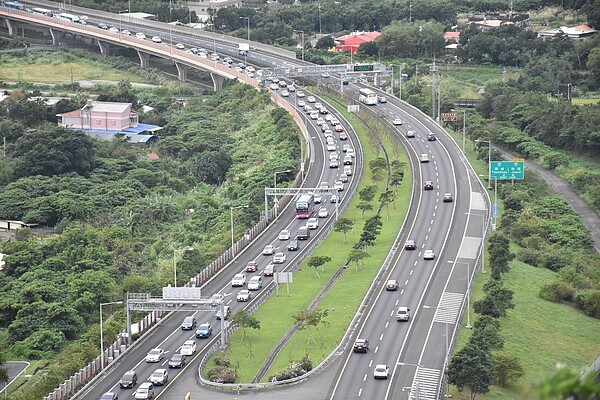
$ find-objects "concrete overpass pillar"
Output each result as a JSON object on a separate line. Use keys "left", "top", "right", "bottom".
{"left": 211, "top": 73, "right": 225, "bottom": 92}
{"left": 137, "top": 51, "right": 150, "bottom": 69}
{"left": 97, "top": 40, "right": 110, "bottom": 57}
{"left": 175, "top": 62, "right": 187, "bottom": 82}
{"left": 3, "top": 18, "right": 16, "bottom": 36}
{"left": 48, "top": 28, "right": 60, "bottom": 46}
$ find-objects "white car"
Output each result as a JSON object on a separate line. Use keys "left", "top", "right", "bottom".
{"left": 334, "top": 181, "right": 344, "bottom": 191}
{"left": 420, "top": 154, "right": 430, "bottom": 163}
{"left": 175, "top": 43, "right": 185, "bottom": 50}
{"left": 307, "top": 217, "right": 319, "bottom": 229}
{"left": 374, "top": 364, "right": 390, "bottom": 379}
{"left": 329, "top": 152, "right": 339, "bottom": 161}
{"left": 327, "top": 143, "right": 337, "bottom": 151}
{"left": 145, "top": 348, "right": 165, "bottom": 363}
{"left": 278, "top": 229, "right": 291, "bottom": 240}
{"left": 307, "top": 96, "right": 316, "bottom": 103}
{"left": 329, "top": 160, "right": 339, "bottom": 168}
{"left": 297, "top": 100, "right": 306, "bottom": 107}
{"left": 316, "top": 117, "right": 325, "bottom": 126}
{"left": 149, "top": 369, "right": 168, "bottom": 385}
{"left": 318, "top": 208, "right": 329, "bottom": 218}
{"left": 330, "top": 195, "right": 339, "bottom": 203}
{"left": 237, "top": 289, "right": 251, "bottom": 302}
{"left": 231, "top": 273, "right": 246, "bottom": 286}
{"left": 423, "top": 250, "right": 435, "bottom": 260}
{"left": 180, "top": 340, "right": 196, "bottom": 356}
{"left": 270, "top": 83, "right": 279, "bottom": 91}
{"left": 135, "top": 32, "right": 146, "bottom": 39}
{"left": 210, "top": 293, "right": 224, "bottom": 305}
{"left": 248, "top": 276, "right": 262, "bottom": 290}
{"left": 273, "top": 252, "right": 286, "bottom": 264}
{"left": 109, "top": 27, "right": 119, "bottom": 33}
{"left": 297, "top": 91, "right": 305, "bottom": 98}
{"left": 281, "top": 90, "right": 290, "bottom": 97}
{"left": 392, "top": 117, "right": 403, "bottom": 125}
{"left": 151, "top": 36, "right": 162, "bottom": 43}
{"left": 263, "top": 244, "right": 275, "bottom": 255}
{"left": 344, "top": 166, "right": 353, "bottom": 176}
{"left": 121, "top": 29, "right": 131, "bottom": 36}
{"left": 346, "top": 148, "right": 355, "bottom": 158}
{"left": 339, "top": 173, "right": 348, "bottom": 183}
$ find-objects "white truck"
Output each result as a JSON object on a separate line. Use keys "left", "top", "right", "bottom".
{"left": 239, "top": 42, "right": 249, "bottom": 56}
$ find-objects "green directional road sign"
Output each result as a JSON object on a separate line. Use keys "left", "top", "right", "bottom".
{"left": 353, "top": 64, "right": 374, "bottom": 72}
{"left": 489, "top": 161, "right": 525, "bottom": 180}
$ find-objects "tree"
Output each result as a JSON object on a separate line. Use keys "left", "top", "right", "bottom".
{"left": 488, "top": 233, "right": 514, "bottom": 279}
{"left": 307, "top": 256, "right": 331, "bottom": 278}
{"left": 231, "top": 310, "right": 260, "bottom": 342}
{"left": 358, "top": 41, "right": 379, "bottom": 57}
{"left": 535, "top": 366, "right": 600, "bottom": 399}
{"left": 473, "top": 280, "right": 515, "bottom": 318}
{"left": 334, "top": 217, "right": 354, "bottom": 243}
{"left": 447, "top": 342, "right": 495, "bottom": 400}
{"left": 379, "top": 190, "right": 397, "bottom": 219}
{"left": 348, "top": 248, "right": 370, "bottom": 271}
{"left": 356, "top": 202, "right": 373, "bottom": 219}
{"left": 360, "top": 215, "right": 383, "bottom": 248}
{"left": 359, "top": 185, "right": 378, "bottom": 202}
{"left": 293, "top": 308, "right": 329, "bottom": 346}
{"left": 315, "top": 35, "right": 334, "bottom": 50}
{"left": 493, "top": 352, "right": 524, "bottom": 387}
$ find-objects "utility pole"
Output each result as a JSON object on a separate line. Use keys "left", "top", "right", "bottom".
{"left": 430, "top": 59, "right": 437, "bottom": 120}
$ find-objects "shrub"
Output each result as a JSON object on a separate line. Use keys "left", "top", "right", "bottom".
{"left": 206, "top": 367, "right": 236, "bottom": 383}
{"left": 214, "top": 356, "right": 231, "bottom": 367}
{"left": 516, "top": 248, "right": 542, "bottom": 267}
{"left": 539, "top": 281, "right": 576, "bottom": 302}
{"left": 574, "top": 290, "right": 600, "bottom": 318}
{"left": 493, "top": 352, "right": 524, "bottom": 386}
{"left": 268, "top": 356, "right": 313, "bottom": 382}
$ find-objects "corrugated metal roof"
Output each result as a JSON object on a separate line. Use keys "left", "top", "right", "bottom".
{"left": 90, "top": 102, "right": 130, "bottom": 113}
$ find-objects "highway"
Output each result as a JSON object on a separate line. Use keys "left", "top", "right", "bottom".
{"left": 0, "top": 6, "right": 489, "bottom": 400}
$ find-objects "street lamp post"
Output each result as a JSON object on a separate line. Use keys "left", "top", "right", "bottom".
{"left": 173, "top": 247, "right": 193, "bottom": 287}
{"left": 118, "top": 9, "right": 128, "bottom": 38}
{"left": 293, "top": 29, "right": 305, "bottom": 61}
{"left": 100, "top": 301, "right": 123, "bottom": 368}
{"left": 477, "top": 139, "right": 497, "bottom": 228}
{"left": 239, "top": 16, "right": 250, "bottom": 42}
{"left": 273, "top": 169, "right": 291, "bottom": 204}
{"left": 230, "top": 205, "right": 249, "bottom": 247}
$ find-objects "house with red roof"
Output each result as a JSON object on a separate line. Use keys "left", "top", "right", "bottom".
{"left": 334, "top": 31, "right": 381, "bottom": 54}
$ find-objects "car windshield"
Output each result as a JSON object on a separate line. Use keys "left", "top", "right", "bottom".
{"left": 149, "top": 350, "right": 160, "bottom": 355}
{"left": 171, "top": 354, "right": 182, "bottom": 360}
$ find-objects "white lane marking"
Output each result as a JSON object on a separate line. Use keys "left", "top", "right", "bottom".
{"left": 379, "top": 334, "right": 384, "bottom": 341}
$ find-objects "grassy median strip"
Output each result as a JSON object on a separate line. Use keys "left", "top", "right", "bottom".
{"left": 206, "top": 96, "right": 412, "bottom": 383}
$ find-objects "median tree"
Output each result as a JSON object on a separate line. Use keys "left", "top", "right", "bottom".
{"left": 293, "top": 308, "right": 329, "bottom": 346}
{"left": 348, "top": 248, "right": 370, "bottom": 271}
{"left": 334, "top": 217, "right": 354, "bottom": 243}
{"left": 307, "top": 256, "right": 331, "bottom": 278}
{"left": 356, "top": 202, "right": 374, "bottom": 219}
{"left": 231, "top": 310, "right": 260, "bottom": 342}
{"left": 359, "top": 185, "right": 378, "bottom": 203}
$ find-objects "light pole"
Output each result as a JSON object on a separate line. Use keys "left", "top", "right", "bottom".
{"left": 476, "top": 139, "right": 498, "bottom": 228}
{"left": 173, "top": 247, "right": 193, "bottom": 287}
{"left": 100, "top": 301, "right": 123, "bottom": 368}
{"left": 118, "top": 9, "right": 128, "bottom": 38}
{"left": 451, "top": 108, "right": 466, "bottom": 153}
{"left": 273, "top": 169, "right": 291, "bottom": 204}
{"left": 293, "top": 29, "right": 304, "bottom": 61}
{"left": 239, "top": 16, "right": 250, "bottom": 42}
{"left": 230, "top": 205, "right": 249, "bottom": 247}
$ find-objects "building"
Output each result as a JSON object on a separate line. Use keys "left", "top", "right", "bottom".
{"left": 186, "top": 0, "right": 241, "bottom": 23}
{"left": 57, "top": 100, "right": 161, "bottom": 144}
{"left": 334, "top": 31, "right": 381, "bottom": 54}
{"left": 469, "top": 12, "right": 529, "bottom": 28}
{"left": 538, "top": 24, "right": 597, "bottom": 41}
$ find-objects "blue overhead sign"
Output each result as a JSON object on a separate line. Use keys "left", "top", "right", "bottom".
{"left": 489, "top": 161, "right": 524, "bottom": 180}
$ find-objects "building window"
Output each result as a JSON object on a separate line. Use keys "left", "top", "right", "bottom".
{"left": 111, "top": 120, "right": 116, "bottom": 126}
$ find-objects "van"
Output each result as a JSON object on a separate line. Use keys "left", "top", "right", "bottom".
{"left": 396, "top": 306, "right": 410, "bottom": 321}
{"left": 215, "top": 306, "right": 231, "bottom": 320}
{"left": 297, "top": 226, "right": 310, "bottom": 240}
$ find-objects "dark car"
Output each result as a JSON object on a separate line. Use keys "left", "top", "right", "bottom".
{"left": 287, "top": 239, "right": 299, "bottom": 251}
{"left": 353, "top": 338, "right": 369, "bottom": 353}
{"left": 168, "top": 353, "right": 186, "bottom": 368}
{"left": 195, "top": 323, "right": 213, "bottom": 338}
{"left": 405, "top": 240, "right": 416, "bottom": 250}
{"left": 424, "top": 180, "right": 434, "bottom": 190}
{"left": 97, "top": 23, "right": 109, "bottom": 29}
{"left": 119, "top": 370, "right": 137, "bottom": 389}
{"left": 427, "top": 133, "right": 437, "bottom": 141}
{"left": 181, "top": 316, "right": 196, "bottom": 330}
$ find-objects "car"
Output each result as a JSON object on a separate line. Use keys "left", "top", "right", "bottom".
{"left": 423, "top": 250, "right": 435, "bottom": 260}
{"left": 281, "top": 89, "right": 290, "bottom": 97}
{"left": 329, "top": 152, "right": 339, "bottom": 161}
{"left": 248, "top": 276, "right": 263, "bottom": 290}
{"left": 353, "top": 338, "right": 369, "bottom": 353}
{"left": 304, "top": 105, "right": 313, "bottom": 113}
{"left": 151, "top": 36, "right": 162, "bottom": 43}
{"left": 247, "top": 66, "right": 256, "bottom": 73}
{"left": 314, "top": 194, "right": 322, "bottom": 204}
{"left": 134, "top": 382, "right": 154, "bottom": 399}
{"left": 195, "top": 323, "right": 213, "bottom": 338}
{"left": 181, "top": 316, "right": 196, "bottom": 330}
{"left": 420, "top": 154, "right": 429, "bottom": 163}
{"left": 97, "top": 23, "right": 109, "bottom": 29}
{"left": 210, "top": 293, "right": 224, "bottom": 305}
{"left": 334, "top": 125, "right": 344, "bottom": 132}
{"left": 180, "top": 340, "right": 196, "bottom": 356}
{"left": 320, "top": 107, "right": 329, "bottom": 114}
{"left": 330, "top": 195, "right": 339, "bottom": 203}
{"left": 307, "top": 96, "right": 316, "bottom": 103}
{"left": 215, "top": 306, "right": 231, "bottom": 320}
{"left": 278, "top": 80, "right": 288, "bottom": 88}
{"left": 330, "top": 118, "right": 341, "bottom": 125}
{"left": 427, "top": 132, "right": 437, "bottom": 141}
{"left": 264, "top": 263, "right": 276, "bottom": 276}
{"left": 329, "top": 159, "right": 339, "bottom": 168}
{"left": 443, "top": 193, "right": 454, "bottom": 202}
{"left": 149, "top": 369, "right": 168, "bottom": 385}
{"left": 406, "top": 130, "right": 416, "bottom": 138}
{"left": 263, "top": 244, "right": 275, "bottom": 255}
{"left": 393, "top": 117, "right": 403, "bottom": 125}
{"left": 210, "top": 53, "right": 219, "bottom": 60}
{"left": 396, "top": 306, "right": 411, "bottom": 321}
{"left": 346, "top": 148, "right": 355, "bottom": 158}
{"left": 339, "top": 132, "right": 348, "bottom": 140}
{"left": 374, "top": 364, "right": 390, "bottom": 379}
{"left": 135, "top": 32, "right": 146, "bottom": 39}
{"left": 109, "top": 27, "right": 120, "bottom": 33}
{"left": 100, "top": 392, "right": 118, "bottom": 400}
{"left": 343, "top": 155, "right": 353, "bottom": 165}
{"left": 339, "top": 173, "right": 348, "bottom": 183}
{"left": 378, "top": 96, "right": 387, "bottom": 103}
{"left": 319, "top": 182, "right": 329, "bottom": 190}
{"left": 237, "top": 289, "right": 252, "bottom": 302}
{"left": 343, "top": 166, "right": 353, "bottom": 176}
{"left": 120, "top": 370, "right": 138, "bottom": 388}
{"left": 405, "top": 240, "right": 416, "bottom": 250}
{"left": 334, "top": 181, "right": 344, "bottom": 191}
{"left": 279, "top": 229, "right": 291, "bottom": 240}
{"left": 318, "top": 208, "right": 329, "bottom": 218}
{"left": 307, "top": 218, "right": 319, "bottom": 230}
{"left": 287, "top": 239, "right": 300, "bottom": 251}
{"left": 168, "top": 353, "right": 186, "bottom": 368}
{"left": 316, "top": 117, "right": 325, "bottom": 126}
{"left": 310, "top": 111, "right": 319, "bottom": 120}
{"left": 327, "top": 143, "right": 337, "bottom": 152}
{"left": 231, "top": 273, "right": 246, "bottom": 287}
{"left": 273, "top": 252, "right": 286, "bottom": 264}
{"left": 272, "top": 77, "right": 280, "bottom": 83}
{"left": 246, "top": 260, "right": 258, "bottom": 272}
{"left": 121, "top": 29, "right": 131, "bottom": 36}
{"left": 269, "top": 83, "right": 279, "bottom": 91}
{"left": 297, "top": 99, "right": 306, "bottom": 107}
{"left": 287, "top": 85, "right": 296, "bottom": 92}
{"left": 386, "top": 279, "right": 399, "bottom": 291}
{"left": 145, "top": 348, "right": 165, "bottom": 363}
{"left": 297, "top": 90, "right": 305, "bottom": 98}
{"left": 342, "top": 144, "right": 351, "bottom": 152}
{"left": 175, "top": 43, "right": 185, "bottom": 50}
{"left": 424, "top": 180, "right": 434, "bottom": 190}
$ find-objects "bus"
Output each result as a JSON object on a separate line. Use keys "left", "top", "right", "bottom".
{"left": 56, "top": 12, "right": 80, "bottom": 23}
{"left": 31, "top": 7, "right": 53, "bottom": 16}
{"left": 358, "top": 88, "right": 378, "bottom": 105}
{"left": 295, "top": 194, "right": 314, "bottom": 219}
{"left": 3, "top": 1, "right": 24, "bottom": 9}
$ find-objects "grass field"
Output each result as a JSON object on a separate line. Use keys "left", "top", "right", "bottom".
{"left": 0, "top": 52, "right": 146, "bottom": 83}
{"left": 206, "top": 94, "right": 412, "bottom": 383}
